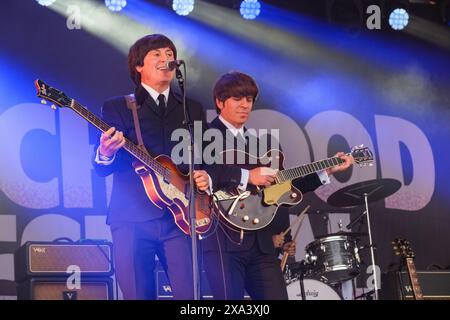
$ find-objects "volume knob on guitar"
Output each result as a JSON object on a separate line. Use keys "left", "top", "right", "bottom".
{"left": 243, "top": 215, "right": 249, "bottom": 222}
{"left": 291, "top": 193, "right": 297, "bottom": 199}
{"left": 253, "top": 218, "right": 260, "bottom": 224}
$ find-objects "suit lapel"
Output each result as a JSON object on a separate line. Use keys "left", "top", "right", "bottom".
{"left": 135, "top": 84, "right": 182, "bottom": 118}
{"left": 165, "top": 89, "right": 182, "bottom": 118}
{"left": 135, "top": 85, "right": 162, "bottom": 118}
{"left": 211, "top": 117, "right": 239, "bottom": 150}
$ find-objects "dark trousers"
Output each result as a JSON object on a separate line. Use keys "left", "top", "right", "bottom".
{"left": 111, "top": 215, "right": 194, "bottom": 300}
{"left": 203, "top": 233, "right": 288, "bottom": 300}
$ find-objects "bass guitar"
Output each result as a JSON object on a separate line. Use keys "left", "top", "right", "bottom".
{"left": 35, "top": 79, "right": 212, "bottom": 235}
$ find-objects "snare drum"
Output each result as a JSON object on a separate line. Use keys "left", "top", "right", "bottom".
{"left": 287, "top": 278, "right": 341, "bottom": 300}
{"left": 305, "top": 235, "right": 360, "bottom": 284}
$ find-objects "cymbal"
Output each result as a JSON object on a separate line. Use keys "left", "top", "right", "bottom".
{"left": 327, "top": 178, "right": 401, "bottom": 208}
{"left": 315, "top": 231, "right": 367, "bottom": 239}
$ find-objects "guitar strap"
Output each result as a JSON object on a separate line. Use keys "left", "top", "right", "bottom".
{"left": 124, "top": 94, "right": 148, "bottom": 153}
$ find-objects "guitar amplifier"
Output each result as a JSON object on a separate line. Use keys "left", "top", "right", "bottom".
{"left": 17, "top": 277, "right": 113, "bottom": 300}
{"left": 381, "top": 271, "right": 450, "bottom": 300}
{"left": 15, "top": 241, "right": 114, "bottom": 282}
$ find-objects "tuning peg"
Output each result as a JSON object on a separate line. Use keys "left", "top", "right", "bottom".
{"left": 51, "top": 104, "right": 57, "bottom": 110}
{"left": 41, "top": 99, "right": 47, "bottom": 105}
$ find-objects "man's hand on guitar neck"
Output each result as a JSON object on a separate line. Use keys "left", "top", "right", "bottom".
{"left": 326, "top": 152, "right": 353, "bottom": 175}
{"left": 99, "top": 127, "right": 126, "bottom": 158}
{"left": 248, "top": 167, "right": 277, "bottom": 187}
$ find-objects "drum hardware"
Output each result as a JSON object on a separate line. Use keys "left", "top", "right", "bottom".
{"left": 346, "top": 210, "right": 367, "bottom": 230}
{"left": 327, "top": 178, "right": 402, "bottom": 300}
{"left": 299, "top": 267, "right": 306, "bottom": 300}
{"left": 338, "top": 219, "right": 343, "bottom": 232}
{"left": 358, "top": 244, "right": 376, "bottom": 251}
{"left": 354, "top": 289, "right": 375, "bottom": 300}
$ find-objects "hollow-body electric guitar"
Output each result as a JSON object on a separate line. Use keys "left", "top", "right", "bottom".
{"left": 213, "top": 146, "right": 373, "bottom": 231}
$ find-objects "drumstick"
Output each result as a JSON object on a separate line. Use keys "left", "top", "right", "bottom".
{"left": 280, "top": 252, "right": 290, "bottom": 272}
{"left": 291, "top": 213, "right": 304, "bottom": 242}
{"left": 281, "top": 205, "right": 310, "bottom": 237}
{"left": 280, "top": 205, "right": 310, "bottom": 272}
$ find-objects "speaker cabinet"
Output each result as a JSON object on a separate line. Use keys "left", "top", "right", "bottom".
{"left": 381, "top": 271, "right": 450, "bottom": 300}
{"left": 17, "top": 277, "right": 113, "bottom": 300}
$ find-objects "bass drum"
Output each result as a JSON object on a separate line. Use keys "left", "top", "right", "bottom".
{"left": 287, "top": 278, "right": 341, "bottom": 300}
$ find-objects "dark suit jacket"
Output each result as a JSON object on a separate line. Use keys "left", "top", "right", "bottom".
{"left": 203, "top": 116, "right": 323, "bottom": 255}
{"left": 93, "top": 84, "right": 224, "bottom": 224}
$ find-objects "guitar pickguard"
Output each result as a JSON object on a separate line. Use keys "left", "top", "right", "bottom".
{"left": 263, "top": 181, "right": 292, "bottom": 205}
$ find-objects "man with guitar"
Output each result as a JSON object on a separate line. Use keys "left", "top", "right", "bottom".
{"left": 93, "top": 34, "right": 210, "bottom": 299}
{"left": 202, "top": 72, "right": 353, "bottom": 300}
{"left": 92, "top": 34, "right": 248, "bottom": 300}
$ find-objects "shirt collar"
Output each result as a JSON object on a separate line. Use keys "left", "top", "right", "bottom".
{"left": 219, "top": 115, "right": 245, "bottom": 137}
{"left": 141, "top": 83, "right": 170, "bottom": 105}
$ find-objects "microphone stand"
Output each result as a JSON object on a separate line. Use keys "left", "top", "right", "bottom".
{"left": 177, "top": 63, "right": 201, "bottom": 300}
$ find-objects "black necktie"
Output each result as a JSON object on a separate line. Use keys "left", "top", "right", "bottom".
{"left": 157, "top": 94, "right": 166, "bottom": 117}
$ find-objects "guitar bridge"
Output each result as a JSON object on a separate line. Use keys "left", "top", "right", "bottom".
{"left": 213, "top": 190, "right": 239, "bottom": 201}
{"left": 228, "top": 191, "right": 251, "bottom": 216}
{"left": 196, "top": 218, "right": 210, "bottom": 227}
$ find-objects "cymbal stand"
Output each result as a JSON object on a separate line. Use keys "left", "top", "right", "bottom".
{"left": 363, "top": 193, "right": 379, "bottom": 300}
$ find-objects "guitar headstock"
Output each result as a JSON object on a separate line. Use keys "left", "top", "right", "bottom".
{"left": 351, "top": 145, "right": 374, "bottom": 167}
{"left": 35, "top": 79, "right": 72, "bottom": 109}
{"left": 392, "top": 238, "right": 415, "bottom": 259}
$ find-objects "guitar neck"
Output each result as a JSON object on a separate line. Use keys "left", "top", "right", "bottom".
{"left": 405, "top": 257, "right": 424, "bottom": 300}
{"left": 69, "top": 99, "right": 166, "bottom": 177}
{"left": 277, "top": 155, "right": 345, "bottom": 182}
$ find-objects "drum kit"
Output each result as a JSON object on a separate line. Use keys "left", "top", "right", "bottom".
{"left": 285, "top": 178, "right": 402, "bottom": 300}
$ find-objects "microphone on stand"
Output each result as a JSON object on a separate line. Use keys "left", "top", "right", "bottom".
{"left": 166, "top": 59, "right": 185, "bottom": 70}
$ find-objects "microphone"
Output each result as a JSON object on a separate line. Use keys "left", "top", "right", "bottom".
{"left": 166, "top": 59, "right": 185, "bottom": 70}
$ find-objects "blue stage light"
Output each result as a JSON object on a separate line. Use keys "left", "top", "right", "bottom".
{"left": 240, "top": 0, "right": 261, "bottom": 20}
{"left": 105, "top": 0, "right": 127, "bottom": 12}
{"left": 389, "top": 8, "right": 409, "bottom": 30}
{"left": 172, "top": 0, "right": 195, "bottom": 16}
{"left": 36, "top": 0, "right": 56, "bottom": 6}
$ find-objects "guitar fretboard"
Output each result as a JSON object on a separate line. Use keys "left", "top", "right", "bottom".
{"left": 70, "top": 100, "right": 169, "bottom": 180}
{"left": 277, "top": 156, "right": 345, "bottom": 182}
{"left": 406, "top": 257, "right": 424, "bottom": 300}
